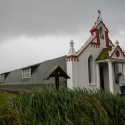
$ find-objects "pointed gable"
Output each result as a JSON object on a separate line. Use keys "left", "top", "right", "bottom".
{"left": 78, "top": 17, "right": 112, "bottom": 57}
{"left": 90, "top": 17, "right": 113, "bottom": 47}
{"left": 90, "top": 17, "right": 108, "bottom": 34}
{"left": 44, "top": 66, "right": 70, "bottom": 80}
{"left": 110, "top": 45, "right": 125, "bottom": 60}
{"left": 96, "top": 43, "right": 125, "bottom": 61}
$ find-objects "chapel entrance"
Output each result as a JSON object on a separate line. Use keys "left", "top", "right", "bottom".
{"left": 100, "top": 67, "right": 104, "bottom": 90}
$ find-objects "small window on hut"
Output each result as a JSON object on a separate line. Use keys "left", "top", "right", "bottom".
{"left": 22, "top": 68, "right": 31, "bottom": 79}
{"left": 0, "top": 74, "right": 4, "bottom": 82}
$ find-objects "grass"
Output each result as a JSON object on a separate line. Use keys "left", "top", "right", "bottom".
{"left": 0, "top": 91, "right": 14, "bottom": 113}
{"left": 0, "top": 90, "right": 15, "bottom": 125}
{"left": 0, "top": 87, "right": 125, "bottom": 125}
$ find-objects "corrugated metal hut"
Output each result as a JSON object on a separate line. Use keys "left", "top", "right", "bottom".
{"left": 0, "top": 56, "right": 67, "bottom": 89}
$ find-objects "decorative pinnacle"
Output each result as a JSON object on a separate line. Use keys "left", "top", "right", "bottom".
{"left": 70, "top": 39, "right": 74, "bottom": 46}
{"left": 97, "top": 9, "right": 101, "bottom": 18}
{"left": 115, "top": 40, "right": 119, "bottom": 45}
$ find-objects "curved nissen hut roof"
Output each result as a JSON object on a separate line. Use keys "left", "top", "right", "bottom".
{"left": 0, "top": 56, "right": 66, "bottom": 88}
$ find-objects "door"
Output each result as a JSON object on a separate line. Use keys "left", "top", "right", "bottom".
{"left": 100, "top": 67, "right": 104, "bottom": 90}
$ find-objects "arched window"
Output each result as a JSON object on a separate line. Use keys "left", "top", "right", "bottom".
{"left": 99, "top": 26, "right": 104, "bottom": 39}
{"left": 88, "top": 55, "right": 93, "bottom": 84}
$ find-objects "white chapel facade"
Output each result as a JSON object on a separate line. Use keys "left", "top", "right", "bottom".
{"left": 66, "top": 16, "right": 125, "bottom": 94}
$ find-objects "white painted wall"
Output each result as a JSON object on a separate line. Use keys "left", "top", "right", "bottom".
{"left": 78, "top": 45, "right": 103, "bottom": 89}
{"left": 67, "top": 61, "right": 73, "bottom": 89}
{"left": 67, "top": 60, "right": 78, "bottom": 89}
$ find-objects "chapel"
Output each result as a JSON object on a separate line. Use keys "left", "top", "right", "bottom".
{"left": 66, "top": 16, "right": 125, "bottom": 94}
{"left": 0, "top": 14, "right": 125, "bottom": 94}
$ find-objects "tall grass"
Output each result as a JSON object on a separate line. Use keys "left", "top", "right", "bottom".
{"left": 1, "top": 87, "right": 125, "bottom": 125}
{"left": 0, "top": 91, "right": 14, "bottom": 125}
{"left": 0, "top": 91, "right": 14, "bottom": 113}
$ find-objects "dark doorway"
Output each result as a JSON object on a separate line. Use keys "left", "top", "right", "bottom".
{"left": 100, "top": 67, "right": 104, "bottom": 90}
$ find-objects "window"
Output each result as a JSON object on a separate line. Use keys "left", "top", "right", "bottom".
{"left": 22, "top": 68, "right": 31, "bottom": 79}
{"left": 88, "top": 55, "right": 93, "bottom": 84}
{"left": 99, "top": 26, "right": 104, "bottom": 39}
{"left": 88, "top": 57, "right": 91, "bottom": 83}
{"left": 0, "top": 74, "right": 4, "bottom": 82}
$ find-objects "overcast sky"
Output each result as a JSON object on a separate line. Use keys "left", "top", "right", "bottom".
{"left": 0, "top": 0, "right": 125, "bottom": 73}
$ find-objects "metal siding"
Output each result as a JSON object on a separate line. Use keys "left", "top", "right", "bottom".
{"left": 0, "top": 56, "right": 66, "bottom": 87}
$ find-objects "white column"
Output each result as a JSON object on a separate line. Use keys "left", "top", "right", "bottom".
{"left": 108, "top": 61, "right": 114, "bottom": 93}
{"left": 122, "top": 63, "right": 125, "bottom": 76}
{"left": 96, "top": 63, "right": 100, "bottom": 89}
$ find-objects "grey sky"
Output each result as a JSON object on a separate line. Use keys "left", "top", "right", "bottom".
{"left": 0, "top": 0, "right": 125, "bottom": 73}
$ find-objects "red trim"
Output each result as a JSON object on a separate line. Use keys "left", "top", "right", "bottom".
{"left": 95, "top": 20, "right": 109, "bottom": 32}
{"left": 105, "top": 31, "right": 109, "bottom": 47}
{"left": 66, "top": 55, "right": 79, "bottom": 62}
{"left": 91, "top": 42, "right": 100, "bottom": 48}
{"left": 78, "top": 35, "right": 97, "bottom": 57}
{"left": 90, "top": 20, "right": 109, "bottom": 34}
{"left": 109, "top": 39, "right": 114, "bottom": 46}
{"left": 110, "top": 45, "right": 125, "bottom": 58}
{"left": 96, "top": 29, "right": 100, "bottom": 45}
{"left": 78, "top": 43, "right": 91, "bottom": 57}
{"left": 90, "top": 26, "right": 94, "bottom": 33}
{"left": 90, "top": 27, "right": 96, "bottom": 33}
{"left": 91, "top": 32, "right": 94, "bottom": 36}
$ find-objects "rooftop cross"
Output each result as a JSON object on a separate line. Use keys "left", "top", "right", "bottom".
{"left": 97, "top": 9, "right": 101, "bottom": 18}
{"left": 70, "top": 39, "right": 74, "bottom": 46}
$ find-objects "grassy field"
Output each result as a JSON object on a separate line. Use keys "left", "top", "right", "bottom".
{"left": 0, "top": 87, "right": 125, "bottom": 125}
{"left": 0, "top": 91, "right": 13, "bottom": 113}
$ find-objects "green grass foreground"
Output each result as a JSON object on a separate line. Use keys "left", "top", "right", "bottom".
{"left": 0, "top": 87, "right": 125, "bottom": 125}
{"left": 0, "top": 91, "right": 14, "bottom": 113}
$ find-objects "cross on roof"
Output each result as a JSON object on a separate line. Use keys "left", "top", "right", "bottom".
{"left": 97, "top": 9, "right": 101, "bottom": 18}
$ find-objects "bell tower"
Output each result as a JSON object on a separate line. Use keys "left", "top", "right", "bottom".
{"left": 90, "top": 10, "right": 112, "bottom": 48}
